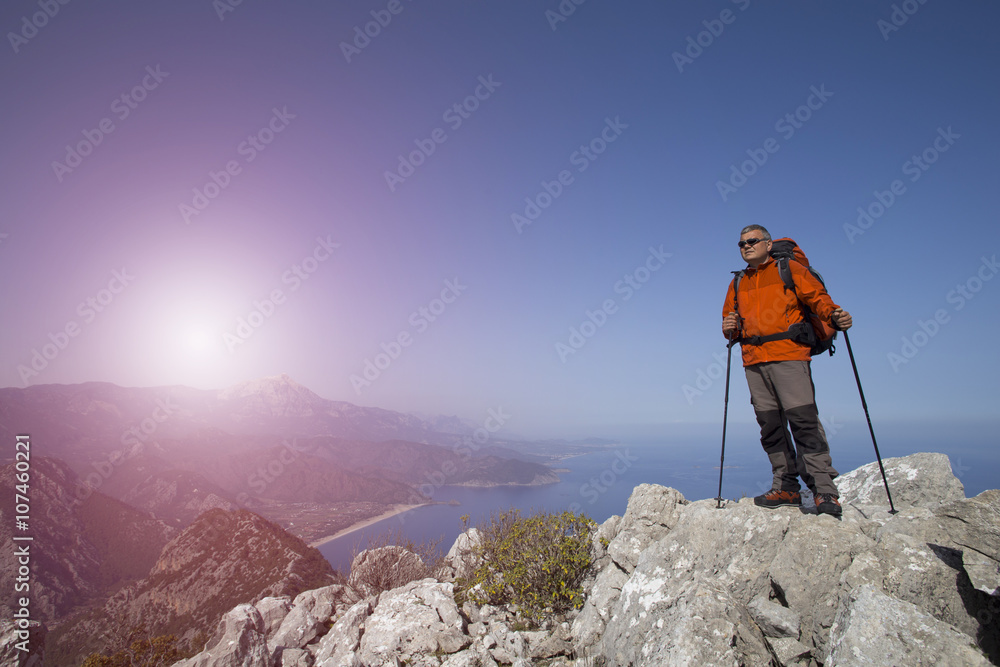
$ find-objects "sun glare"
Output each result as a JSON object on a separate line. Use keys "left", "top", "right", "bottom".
{"left": 184, "top": 327, "right": 215, "bottom": 353}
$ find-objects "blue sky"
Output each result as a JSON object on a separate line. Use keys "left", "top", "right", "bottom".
{"left": 1, "top": 1, "right": 998, "bottom": 440}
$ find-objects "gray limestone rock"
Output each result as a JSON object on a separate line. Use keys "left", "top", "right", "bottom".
{"left": 600, "top": 573, "right": 771, "bottom": 666}
{"left": 828, "top": 584, "right": 989, "bottom": 666}
{"left": 276, "top": 647, "right": 313, "bottom": 667}
{"left": 572, "top": 563, "right": 629, "bottom": 652}
{"left": 766, "top": 516, "right": 875, "bottom": 657}
{"left": 254, "top": 596, "right": 292, "bottom": 640}
{"left": 937, "top": 489, "right": 1000, "bottom": 595}
{"left": 440, "top": 528, "right": 482, "bottom": 582}
{"left": 841, "top": 530, "right": 980, "bottom": 638}
{"left": 440, "top": 646, "right": 499, "bottom": 667}
{"left": 748, "top": 595, "right": 801, "bottom": 639}
{"left": 767, "top": 636, "right": 812, "bottom": 666}
{"left": 269, "top": 584, "right": 359, "bottom": 652}
{"left": 837, "top": 452, "right": 965, "bottom": 510}
{"left": 606, "top": 485, "right": 686, "bottom": 573}
{"left": 357, "top": 579, "right": 469, "bottom": 665}
{"left": 312, "top": 598, "right": 371, "bottom": 667}
{"left": 589, "top": 515, "right": 621, "bottom": 570}
{"left": 175, "top": 604, "right": 270, "bottom": 667}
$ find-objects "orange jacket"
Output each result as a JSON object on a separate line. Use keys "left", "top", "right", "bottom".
{"left": 722, "top": 257, "right": 839, "bottom": 367}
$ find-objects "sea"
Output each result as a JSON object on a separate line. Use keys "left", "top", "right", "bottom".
{"left": 318, "top": 423, "right": 998, "bottom": 574}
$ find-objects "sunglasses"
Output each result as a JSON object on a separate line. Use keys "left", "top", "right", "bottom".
{"left": 738, "top": 238, "right": 767, "bottom": 249}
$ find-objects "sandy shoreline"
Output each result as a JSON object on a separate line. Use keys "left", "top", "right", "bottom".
{"left": 309, "top": 503, "right": 428, "bottom": 548}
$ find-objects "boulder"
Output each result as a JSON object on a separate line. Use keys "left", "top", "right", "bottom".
{"left": 572, "top": 563, "right": 628, "bottom": 651}
{"left": 628, "top": 498, "right": 795, "bottom": 605}
{"left": 841, "top": 530, "right": 980, "bottom": 637}
{"left": 766, "top": 514, "right": 875, "bottom": 657}
{"left": 440, "top": 647, "right": 499, "bottom": 666}
{"left": 484, "top": 621, "right": 525, "bottom": 663}
{"left": 606, "top": 485, "right": 686, "bottom": 573}
{"left": 440, "top": 528, "right": 482, "bottom": 582}
{"left": 254, "top": 596, "right": 292, "bottom": 639}
{"left": 937, "top": 490, "right": 1000, "bottom": 594}
{"left": 276, "top": 647, "right": 312, "bottom": 667}
{"left": 268, "top": 584, "right": 359, "bottom": 652}
{"left": 600, "top": 573, "right": 771, "bottom": 666}
{"left": 348, "top": 545, "right": 427, "bottom": 597}
{"left": 766, "top": 636, "right": 812, "bottom": 666}
{"left": 590, "top": 514, "right": 621, "bottom": 570}
{"left": 748, "top": 595, "right": 801, "bottom": 639}
{"left": 828, "top": 584, "right": 989, "bottom": 665}
{"left": 357, "top": 579, "right": 469, "bottom": 665}
{"left": 837, "top": 452, "right": 965, "bottom": 510}
{"left": 175, "top": 604, "right": 270, "bottom": 667}
{"left": 312, "top": 598, "right": 371, "bottom": 666}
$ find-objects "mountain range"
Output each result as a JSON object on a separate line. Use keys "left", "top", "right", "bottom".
{"left": 0, "top": 374, "right": 566, "bottom": 663}
{"left": 0, "top": 374, "right": 559, "bottom": 533}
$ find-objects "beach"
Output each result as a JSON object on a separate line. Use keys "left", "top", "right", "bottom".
{"left": 309, "top": 503, "right": 427, "bottom": 547}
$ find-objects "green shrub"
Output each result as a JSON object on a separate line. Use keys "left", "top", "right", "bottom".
{"left": 459, "top": 509, "right": 595, "bottom": 625}
{"left": 81, "top": 630, "right": 184, "bottom": 667}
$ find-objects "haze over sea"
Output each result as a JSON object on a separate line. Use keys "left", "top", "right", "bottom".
{"left": 319, "top": 420, "right": 995, "bottom": 574}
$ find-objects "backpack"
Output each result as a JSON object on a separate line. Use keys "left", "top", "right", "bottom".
{"left": 731, "top": 238, "right": 838, "bottom": 357}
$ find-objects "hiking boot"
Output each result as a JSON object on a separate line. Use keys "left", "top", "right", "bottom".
{"left": 815, "top": 493, "right": 842, "bottom": 517}
{"left": 753, "top": 489, "right": 801, "bottom": 509}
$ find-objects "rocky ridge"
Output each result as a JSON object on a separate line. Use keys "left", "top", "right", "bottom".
{"left": 45, "top": 508, "right": 338, "bottom": 665}
{"left": 161, "top": 452, "right": 998, "bottom": 666}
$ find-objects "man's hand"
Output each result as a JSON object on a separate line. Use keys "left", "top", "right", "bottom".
{"left": 722, "top": 312, "right": 740, "bottom": 338}
{"left": 832, "top": 308, "right": 853, "bottom": 331}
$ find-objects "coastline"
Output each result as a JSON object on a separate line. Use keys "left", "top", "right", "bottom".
{"left": 309, "top": 503, "right": 427, "bottom": 548}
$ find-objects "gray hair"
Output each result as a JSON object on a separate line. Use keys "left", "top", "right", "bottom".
{"left": 739, "top": 224, "right": 771, "bottom": 241}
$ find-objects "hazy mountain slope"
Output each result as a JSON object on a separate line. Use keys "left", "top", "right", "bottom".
{"left": 0, "top": 457, "right": 174, "bottom": 622}
{"left": 120, "top": 468, "right": 241, "bottom": 528}
{"left": 296, "top": 437, "right": 560, "bottom": 487}
{"left": 192, "top": 445, "right": 427, "bottom": 504}
{"left": 47, "top": 508, "right": 338, "bottom": 664}
{"left": 0, "top": 375, "right": 447, "bottom": 462}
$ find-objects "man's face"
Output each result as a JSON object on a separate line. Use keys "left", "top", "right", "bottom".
{"left": 739, "top": 231, "right": 771, "bottom": 267}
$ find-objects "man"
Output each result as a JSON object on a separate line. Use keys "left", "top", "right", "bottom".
{"left": 721, "top": 225, "right": 852, "bottom": 517}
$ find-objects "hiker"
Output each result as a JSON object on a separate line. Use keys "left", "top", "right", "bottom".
{"left": 721, "top": 225, "right": 852, "bottom": 517}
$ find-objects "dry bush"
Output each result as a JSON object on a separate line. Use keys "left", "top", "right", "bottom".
{"left": 347, "top": 527, "right": 446, "bottom": 596}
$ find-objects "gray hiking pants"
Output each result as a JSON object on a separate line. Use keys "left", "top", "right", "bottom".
{"left": 745, "top": 360, "right": 839, "bottom": 496}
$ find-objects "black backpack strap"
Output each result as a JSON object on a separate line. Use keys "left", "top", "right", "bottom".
{"left": 776, "top": 256, "right": 794, "bottom": 292}
{"left": 738, "top": 323, "right": 814, "bottom": 347}
{"left": 729, "top": 270, "right": 744, "bottom": 344}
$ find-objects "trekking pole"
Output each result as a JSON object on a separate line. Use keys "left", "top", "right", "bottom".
{"left": 715, "top": 338, "right": 736, "bottom": 509}
{"left": 842, "top": 330, "right": 897, "bottom": 514}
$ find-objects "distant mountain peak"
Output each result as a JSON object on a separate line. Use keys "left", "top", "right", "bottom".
{"left": 219, "top": 373, "right": 311, "bottom": 398}
{"left": 217, "top": 374, "right": 325, "bottom": 417}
